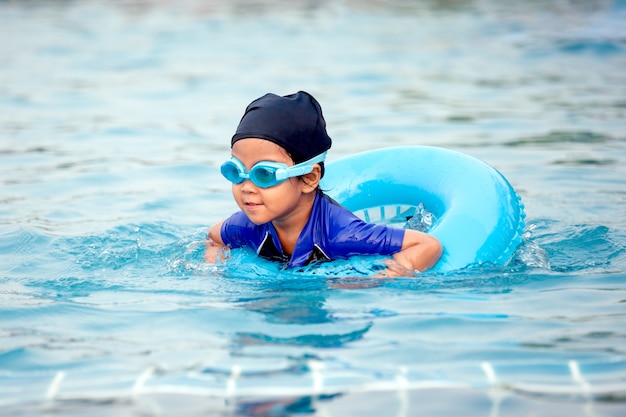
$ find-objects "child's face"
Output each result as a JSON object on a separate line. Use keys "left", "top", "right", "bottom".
{"left": 230, "top": 138, "right": 315, "bottom": 226}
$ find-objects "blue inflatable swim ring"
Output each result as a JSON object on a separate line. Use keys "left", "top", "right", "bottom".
{"left": 320, "top": 146, "right": 526, "bottom": 272}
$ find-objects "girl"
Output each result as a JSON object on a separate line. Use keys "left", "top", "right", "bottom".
{"left": 206, "top": 91, "right": 442, "bottom": 275}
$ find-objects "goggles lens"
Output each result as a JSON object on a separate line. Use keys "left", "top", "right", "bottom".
{"left": 220, "top": 151, "right": 327, "bottom": 188}
{"left": 220, "top": 161, "right": 246, "bottom": 184}
{"left": 251, "top": 165, "right": 276, "bottom": 186}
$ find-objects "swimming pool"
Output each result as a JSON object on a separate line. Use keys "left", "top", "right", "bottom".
{"left": 1, "top": 0, "right": 626, "bottom": 415}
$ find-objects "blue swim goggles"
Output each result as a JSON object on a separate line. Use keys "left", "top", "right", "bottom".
{"left": 220, "top": 151, "right": 327, "bottom": 188}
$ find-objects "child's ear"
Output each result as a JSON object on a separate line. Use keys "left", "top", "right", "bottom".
{"left": 301, "top": 164, "right": 322, "bottom": 193}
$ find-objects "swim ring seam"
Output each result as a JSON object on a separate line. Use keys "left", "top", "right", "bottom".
{"left": 493, "top": 192, "right": 526, "bottom": 265}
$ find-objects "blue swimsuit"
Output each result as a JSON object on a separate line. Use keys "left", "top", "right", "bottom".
{"left": 220, "top": 192, "right": 405, "bottom": 268}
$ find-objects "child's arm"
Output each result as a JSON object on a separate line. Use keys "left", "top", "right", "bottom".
{"left": 387, "top": 230, "right": 442, "bottom": 275}
{"left": 205, "top": 220, "right": 227, "bottom": 263}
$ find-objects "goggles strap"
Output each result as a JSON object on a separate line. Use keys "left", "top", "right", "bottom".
{"left": 277, "top": 151, "right": 327, "bottom": 180}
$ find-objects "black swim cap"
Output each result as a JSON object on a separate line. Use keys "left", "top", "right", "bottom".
{"left": 231, "top": 91, "right": 332, "bottom": 172}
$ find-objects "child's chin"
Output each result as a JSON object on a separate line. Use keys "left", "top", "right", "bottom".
{"left": 243, "top": 212, "right": 270, "bottom": 225}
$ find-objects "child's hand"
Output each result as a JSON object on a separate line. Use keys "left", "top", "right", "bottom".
{"left": 206, "top": 220, "right": 228, "bottom": 264}
{"left": 205, "top": 237, "right": 228, "bottom": 264}
{"left": 329, "top": 258, "right": 412, "bottom": 290}
{"left": 393, "top": 230, "right": 442, "bottom": 272}
{"left": 381, "top": 258, "right": 416, "bottom": 277}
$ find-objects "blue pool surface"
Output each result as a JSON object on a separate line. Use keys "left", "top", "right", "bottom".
{"left": 1, "top": 0, "right": 626, "bottom": 416}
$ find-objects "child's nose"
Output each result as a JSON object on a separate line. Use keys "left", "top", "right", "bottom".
{"left": 240, "top": 179, "right": 256, "bottom": 192}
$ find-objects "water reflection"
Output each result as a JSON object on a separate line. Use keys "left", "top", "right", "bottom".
{"left": 236, "top": 294, "right": 333, "bottom": 324}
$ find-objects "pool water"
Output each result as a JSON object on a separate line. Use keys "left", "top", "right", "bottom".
{"left": 1, "top": 0, "right": 626, "bottom": 416}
